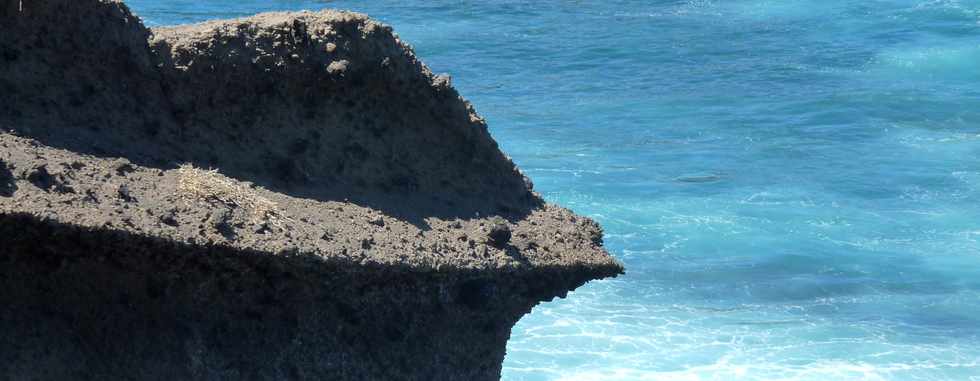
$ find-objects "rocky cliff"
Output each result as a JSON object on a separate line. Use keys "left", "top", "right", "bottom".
{"left": 0, "top": 1, "right": 623, "bottom": 380}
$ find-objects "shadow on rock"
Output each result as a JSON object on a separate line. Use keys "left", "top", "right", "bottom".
{"left": 0, "top": 212, "right": 588, "bottom": 381}
{"left": 0, "top": 159, "right": 15, "bottom": 197}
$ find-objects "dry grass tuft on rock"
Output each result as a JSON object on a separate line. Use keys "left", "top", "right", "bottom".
{"left": 176, "top": 164, "right": 281, "bottom": 225}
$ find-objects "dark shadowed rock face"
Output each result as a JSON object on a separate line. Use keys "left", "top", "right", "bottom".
{"left": 0, "top": 1, "right": 623, "bottom": 380}
{"left": 0, "top": 159, "right": 14, "bottom": 197}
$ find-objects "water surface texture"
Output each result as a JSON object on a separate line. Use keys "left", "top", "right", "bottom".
{"left": 129, "top": 1, "right": 980, "bottom": 379}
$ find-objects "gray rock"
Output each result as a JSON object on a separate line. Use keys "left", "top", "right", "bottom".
{"left": 0, "top": 1, "right": 623, "bottom": 380}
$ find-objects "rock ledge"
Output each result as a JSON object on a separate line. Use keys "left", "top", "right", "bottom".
{"left": 0, "top": 1, "right": 622, "bottom": 380}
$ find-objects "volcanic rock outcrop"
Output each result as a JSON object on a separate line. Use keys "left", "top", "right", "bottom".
{"left": 0, "top": 1, "right": 623, "bottom": 380}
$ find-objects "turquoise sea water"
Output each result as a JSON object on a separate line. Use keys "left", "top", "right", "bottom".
{"left": 129, "top": 1, "right": 980, "bottom": 380}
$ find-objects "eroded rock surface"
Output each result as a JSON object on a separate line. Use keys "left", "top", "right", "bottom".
{"left": 0, "top": 1, "right": 623, "bottom": 380}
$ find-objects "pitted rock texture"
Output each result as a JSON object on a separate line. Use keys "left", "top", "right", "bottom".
{"left": 0, "top": 1, "right": 623, "bottom": 380}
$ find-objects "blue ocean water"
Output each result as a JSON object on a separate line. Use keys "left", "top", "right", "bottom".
{"left": 129, "top": 1, "right": 980, "bottom": 379}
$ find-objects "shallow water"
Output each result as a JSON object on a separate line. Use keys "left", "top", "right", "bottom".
{"left": 129, "top": 1, "right": 980, "bottom": 379}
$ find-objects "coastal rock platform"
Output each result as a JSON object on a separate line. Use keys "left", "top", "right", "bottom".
{"left": 0, "top": 1, "right": 623, "bottom": 380}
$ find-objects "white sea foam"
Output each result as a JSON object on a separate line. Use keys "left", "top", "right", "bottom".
{"left": 869, "top": 42, "right": 980, "bottom": 81}
{"left": 545, "top": 358, "right": 980, "bottom": 381}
